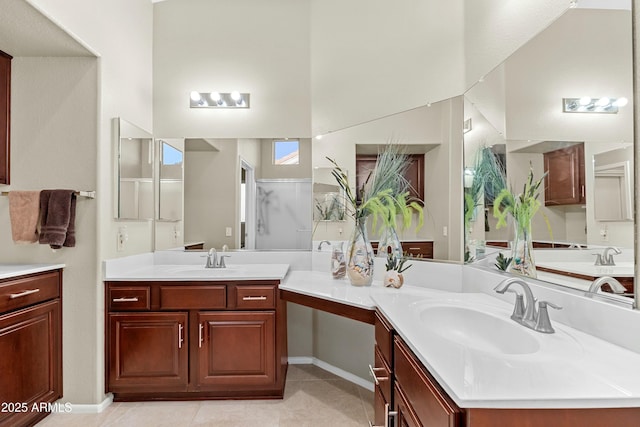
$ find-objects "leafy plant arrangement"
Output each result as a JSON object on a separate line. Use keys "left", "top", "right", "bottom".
{"left": 327, "top": 145, "right": 424, "bottom": 231}
{"left": 493, "top": 164, "right": 551, "bottom": 277}
{"left": 384, "top": 251, "right": 412, "bottom": 288}
{"left": 385, "top": 251, "right": 412, "bottom": 273}
{"left": 464, "top": 146, "right": 507, "bottom": 230}
{"left": 494, "top": 252, "right": 512, "bottom": 271}
{"left": 314, "top": 193, "right": 346, "bottom": 221}
{"left": 492, "top": 165, "right": 547, "bottom": 232}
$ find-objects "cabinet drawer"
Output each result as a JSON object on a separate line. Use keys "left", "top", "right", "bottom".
{"left": 108, "top": 287, "right": 150, "bottom": 311}
{"left": 375, "top": 311, "right": 394, "bottom": 367}
{"left": 160, "top": 285, "right": 226, "bottom": 309}
{"left": 0, "top": 271, "right": 60, "bottom": 314}
{"left": 403, "top": 241, "right": 433, "bottom": 259}
{"left": 394, "top": 338, "right": 463, "bottom": 426}
{"left": 373, "top": 345, "right": 392, "bottom": 404}
{"left": 235, "top": 285, "right": 276, "bottom": 309}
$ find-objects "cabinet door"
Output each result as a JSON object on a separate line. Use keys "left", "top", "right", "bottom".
{"left": 0, "top": 299, "right": 61, "bottom": 427}
{"left": 108, "top": 312, "right": 188, "bottom": 392}
{"left": 544, "top": 144, "right": 584, "bottom": 205}
{"left": 196, "top": 311, "right": 275, "bottom": 388}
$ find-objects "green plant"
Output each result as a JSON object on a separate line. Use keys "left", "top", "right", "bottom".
{"left": 494, "top": 253, "right": 513, "bottom": 271}
{"left": 327, "top": 144, "right": 424, "bottom": 231}
{"left": 385, "top": 251, "right": 412, "bottom": 273}
{"left": 493, "top": 164, "right": 547, "bottom": 233}
{"left": 465, "top": 146, "right": 507, "bottom": 230}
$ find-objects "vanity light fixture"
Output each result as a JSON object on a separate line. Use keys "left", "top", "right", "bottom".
{"left": 189, "top": 91, "right": 250, "bottom": 108}
{"left": 562, "top": 97, "right": 628, "bottom": 114}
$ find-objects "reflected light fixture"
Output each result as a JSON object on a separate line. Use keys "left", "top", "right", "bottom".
{"left": 562, "top": 97, "right": 628, "bottom": 114}
{"left": 189, "top": 91, "right": 250, "bottom": 108}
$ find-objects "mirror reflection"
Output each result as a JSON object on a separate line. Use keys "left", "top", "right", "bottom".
{"left": 114, "top": 117, "right": 154, "bottom": 220}
{"left": 179, "top": 138, "right": 313, "bottom": 251}
{"left": 158, "top": 140, "right": 184, "bottom": 221}
{"left": 463, "top": 6, "right": 633, "bottom": 294}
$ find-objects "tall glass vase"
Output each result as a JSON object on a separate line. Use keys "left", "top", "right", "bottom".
{"left": 507, "top": 218, "right": 537, "bottom": 278}
{"left": 346, "top": 217, "right": 375, "bottom": 286}
{"left": 376, "top": 226, "right": 403, "bottom": 259}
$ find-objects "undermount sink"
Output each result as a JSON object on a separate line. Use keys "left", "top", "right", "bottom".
{"left": 419, "top": 304, "right": 541, "bottom": 355}
{"left": 157, "top": 265, "right": 244, "bottom": 275}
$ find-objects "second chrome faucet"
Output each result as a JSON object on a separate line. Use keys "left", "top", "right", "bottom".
{"left": 494, "top": 277, "right": 562, "bottom": 334}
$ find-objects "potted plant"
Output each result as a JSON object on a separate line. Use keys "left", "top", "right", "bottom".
{"left": 493, "top": 165, "right": 548, "bottom": 278}
{"left": 383, "top": 251, "right": 412, "bottom": 288}
{"left": 327, "top": 145, "right": 423, "bottom": 286}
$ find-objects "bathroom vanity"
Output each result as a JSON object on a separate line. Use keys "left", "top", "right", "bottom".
{"left": 104, "top": 263, "right": 289, "bottom": 400}
{"left": 0, "top": 266, "right": 64, "bottom": 427}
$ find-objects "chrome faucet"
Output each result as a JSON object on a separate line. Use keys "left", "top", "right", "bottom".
{"left": 205, "top": 248, "right": 230, "bottom": 268}
{"left": 594, "top": 246, "right": 621, "bottom": 266}
{"left": 587, "top": 276, "right": 627, "bottom": 295}
{"left": 494, "top": 277, "right": 562, "bottom": 333}
{"left": 317, "top": 240, "right": 331, "bottom": 251}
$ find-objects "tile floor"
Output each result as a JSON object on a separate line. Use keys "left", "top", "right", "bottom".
{"left": 37, "top": 365, "right": 375, "bottom": 427}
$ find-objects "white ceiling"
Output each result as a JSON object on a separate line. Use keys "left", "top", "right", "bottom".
{"left": 0, "top": 0, "right": 93, "bottom": 57}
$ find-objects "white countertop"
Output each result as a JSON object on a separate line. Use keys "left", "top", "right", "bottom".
{"left": 0, "top": 263, "right": 65, "bottom": 280}
{"left": 370, "top": 286, "right": 640, "bottom": 409}
{"left": 280, "top": 270, "right": 381, "bottom": 309}
{"left": 101, "top": 252, "right": 640, "bottom": 410}
{"left": 537, "top": 261, "right": 634, "bottom": 278}
{"left": 279, "top": 268, "right": 640, "bottom": 409}
{"left": 104, "top": 263, "right": 290, "bottom": 281}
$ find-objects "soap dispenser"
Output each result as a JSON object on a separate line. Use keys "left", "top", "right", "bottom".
{"left": 331, "top": 242, "right": 346, "bottom": 279}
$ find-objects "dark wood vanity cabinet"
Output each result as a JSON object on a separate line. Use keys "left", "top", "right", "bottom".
{"left": 544, "top": 143, "right": 585, "bottom": 206}
{"left": 375, "top": 310, "right": 640, "bottom": 427}
{"left": 0, "top": 50, "right": 10, "bottom": 185}
{"left": 0, "top": 270, "right": 63, "bottom": 427}
{"left": 105, "top": 280, "right": 287, "bottom": 400}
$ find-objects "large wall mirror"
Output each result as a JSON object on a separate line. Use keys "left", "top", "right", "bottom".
{"left": 178, "top": 137, "right": 313, "bottom": 251}
{"left": 113, "top": 117, "right": 154, "bottom": 220}
{"left": 463, "top": 5, "right": 633, "bottom": 294}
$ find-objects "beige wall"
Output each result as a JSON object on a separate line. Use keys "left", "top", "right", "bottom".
{"left": 153, "top": 0, "right": 311, "bottom": 139}
{"left": 1, "top": 57, "right": 99, "bottom": 404}
{"left": 184, "top": 140, "right": 239, "bottom": 249}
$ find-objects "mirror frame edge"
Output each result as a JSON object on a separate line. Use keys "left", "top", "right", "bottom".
{"left": 634, "top": 0, "right": 639, "bottom": 309}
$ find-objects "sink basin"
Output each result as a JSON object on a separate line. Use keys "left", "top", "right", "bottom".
{"left": 419, "top": 305, "right": 540, "bottom": 355}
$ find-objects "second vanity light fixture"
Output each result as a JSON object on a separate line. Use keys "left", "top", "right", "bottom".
{"left": 190, "top": 91, "right": 250, "bottom": 108}
{"left": 562, "top": 96, "right": 628, "bottom": 114}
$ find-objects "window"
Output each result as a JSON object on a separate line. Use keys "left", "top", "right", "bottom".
{"left": 273, "top": 140, "right": 299, "bottom": 165}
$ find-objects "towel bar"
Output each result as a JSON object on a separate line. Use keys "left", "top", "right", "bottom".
{"left": 1, "top": 190, "right": 95, "bottom": 199}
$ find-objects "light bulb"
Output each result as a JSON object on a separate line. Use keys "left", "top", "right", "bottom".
{"left": 595, "top": 97, "right": 610, "bottom": 107}
{"left": 190, "top": 91, "right": 201, "bottom": 102}
{"left": 230, "top": 91, "right": 242, "bottom": 101}
{"left": 210, "top": 92, "right": 221, "bottom": 102}
{"left": 579, "top": 96, "right": 591, "bottom": 106}
{"left": 614, "top": 97, "right": 628, "bottom": 107}
{"left": 315, "top": 135, "right": 323, "bottom": 140}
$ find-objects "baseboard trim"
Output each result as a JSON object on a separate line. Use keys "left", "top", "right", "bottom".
{"left": 289, "top": 356, "right": 375, "bottom": 391}
{"left": 59, "top": 393, "right": 113, "bottom": 414}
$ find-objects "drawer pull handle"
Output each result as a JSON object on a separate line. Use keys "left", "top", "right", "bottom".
{"left": 112, "top": 297, "right": 139, "bottom": 303}
{"left": 368, "top": 364, "right": 388, "bottom": 385}
{"left": 178, "top": 324, "right": 184, "bottom": 349}
{"left": 242, "top": 296, "right": 267, "bottom": 301}
{"left": 199, "top": 323, "right": 204, "bottom": 348}
{"left": 9, "top": 288, "right": 40, "bottom": 299}
{"left": 408, "top": 247, "right": 421, "bottom": 250}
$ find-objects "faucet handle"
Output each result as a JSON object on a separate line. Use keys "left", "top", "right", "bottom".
{"left": 535, "top": 300, "right": 562, "bottom": 334}
{"left": 509, "top": 292, "right": 526, "bottom": 322}
{"left": 592, "top": 253, "right": 603, "bottom": 265}
{"left": 218, "top": 255, "right": 231, "bottom": 268}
